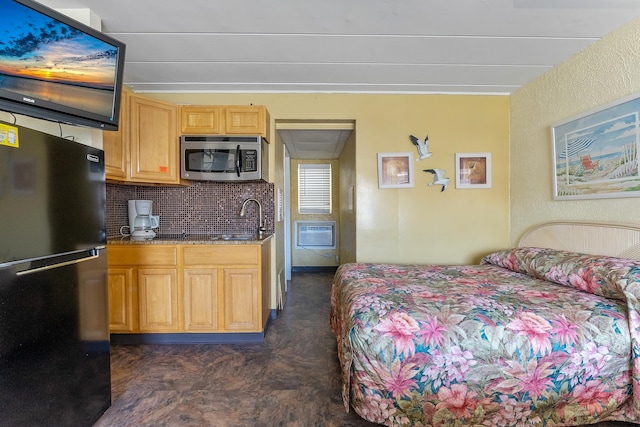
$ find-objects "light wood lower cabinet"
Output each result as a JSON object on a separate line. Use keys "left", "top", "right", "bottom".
{"left": 182, "top": 268, "right": 219, "bottom": 331}
{"left": 107, "top": 243, "right": 270, "bottom": 334}
{"left": 138, "top": 268, "right": 179, "bottom": 332}
{"left": 223, "top": 268, "right": 259, "bottom": 330}
{"left": 182, "top": 245, "right": 263, "bottom": 332}
{"left": 107, "top": 267, "right": 136, "bottom": 332}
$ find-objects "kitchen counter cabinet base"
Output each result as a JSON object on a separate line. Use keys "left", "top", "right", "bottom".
{"left": 107, "top": 242, "right": 271, "bottom": 341}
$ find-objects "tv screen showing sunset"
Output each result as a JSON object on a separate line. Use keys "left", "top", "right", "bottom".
{"left": 0, "top": 0, "right": 119, "bottom": 117}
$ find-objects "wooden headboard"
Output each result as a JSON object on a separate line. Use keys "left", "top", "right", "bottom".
{"left": 518, "top": 222, "right": 640, "bottom": 261}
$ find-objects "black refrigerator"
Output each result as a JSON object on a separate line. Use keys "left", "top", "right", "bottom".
{"left": 0, "top": 122, "right": 111, "bottom": 426}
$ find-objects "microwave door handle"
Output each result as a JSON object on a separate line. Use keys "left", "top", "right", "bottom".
{"left": 235, "top": 144, "right": 241, "bottom": 177}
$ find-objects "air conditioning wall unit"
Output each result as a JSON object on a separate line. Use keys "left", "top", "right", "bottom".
{"left": 295, "top": 221, "right": 336, "bottom": 249}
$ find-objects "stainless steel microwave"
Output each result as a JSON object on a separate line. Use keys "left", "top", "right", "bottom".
{"left": 180, "top": 135, "right": 268, "bottom": 181}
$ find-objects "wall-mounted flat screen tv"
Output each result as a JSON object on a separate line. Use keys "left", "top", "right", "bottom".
{"left": 0, "top": 0, "right": 126, "bottom": 131}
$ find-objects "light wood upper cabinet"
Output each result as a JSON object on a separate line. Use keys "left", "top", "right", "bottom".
{"left": 103, "top": 92, "right": 181, "bottom": 185}
{"left": 180, "top": 105, "right": 270, "bottom": 139}
{"left": 224, "top": 106, "right": 269, "bottom": 137}
{"left": 180, "top": 106, "right": 223, "bottom": 134}
{"left": 103, "top": 90, "right": 129, "bottom": 180}
{"left": 129, "top": 96, "right": 180, "bottom": 184}
{"left": 105, "top": 99, "right": 269, "bottom": 183}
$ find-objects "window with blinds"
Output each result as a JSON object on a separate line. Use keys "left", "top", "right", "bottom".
{"left": 298, "top": 163, "right": 332, "bottom": 214}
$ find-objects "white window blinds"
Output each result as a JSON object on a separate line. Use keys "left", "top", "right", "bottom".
{"left": 298, "top": 163, "right": 332, "bottom": 214}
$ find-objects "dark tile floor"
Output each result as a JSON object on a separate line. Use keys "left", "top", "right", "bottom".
{"left": 95, "top": 270, "right": 636, "bottom": 427}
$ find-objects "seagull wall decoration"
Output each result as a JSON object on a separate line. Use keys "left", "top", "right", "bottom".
{"left": 409, "top": 134, "right": 432, "bottom": 160}
{"left": 423, "top": 168, "right": 450, "bottom": 192}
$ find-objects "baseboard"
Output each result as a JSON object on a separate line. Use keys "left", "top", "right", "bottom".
{"left": 291, "top": 266, "right": 338, "bottom": 273}
{"left": 110, "top": 332, "right": 265, "bottom": 345}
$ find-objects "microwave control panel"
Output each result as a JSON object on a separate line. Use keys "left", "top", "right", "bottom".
{"left": 243, "top": 150, "right": 258, "bottom": 172}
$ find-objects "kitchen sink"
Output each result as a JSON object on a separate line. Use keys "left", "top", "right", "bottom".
{"left": 154, "top": 233, "right": 268, "bottom": 242}
{"left": 210, "top": 234, "right": 255, "bottom": 241}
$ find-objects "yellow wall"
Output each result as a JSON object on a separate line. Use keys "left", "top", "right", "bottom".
{"left": 339, "top": 131, "right": 357, "bottom": 264}
{"left": 510, "top": 17, "right": 640, "bottom": 245}
{"left": 151, "top": 93, "right": 510, "bottom": 265}
{"left": 0, "top": 113, "right": 101, "bottom": 148}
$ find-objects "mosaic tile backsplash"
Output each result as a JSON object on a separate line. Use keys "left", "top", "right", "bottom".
{"left": 106, "top": 181, "right": 275, "bottom": 238}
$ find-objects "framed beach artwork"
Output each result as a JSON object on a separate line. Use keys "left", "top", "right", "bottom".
{"left": 552, "top": 92, "right": 640, "bottom": 200}
{"left": 455, "top": 153, "right": 491, "bottom": 189}
{"left": 377, "top": 152, "right": 414, "bottom": 188}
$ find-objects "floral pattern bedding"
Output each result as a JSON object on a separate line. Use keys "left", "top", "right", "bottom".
{"left": 330, "top": 247, "right": 640, "bottom": 426}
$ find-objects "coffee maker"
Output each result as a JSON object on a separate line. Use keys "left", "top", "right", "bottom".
{"left": 127, "top": 200, "right": 159, "bottom": 240}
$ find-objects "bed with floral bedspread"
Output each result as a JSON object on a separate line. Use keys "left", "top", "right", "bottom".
{"left": 330, "top": 247, "right": 640, "bottom": 426}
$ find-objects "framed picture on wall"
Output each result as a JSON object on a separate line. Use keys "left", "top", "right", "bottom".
{"left": 377, "top": 152, "right": 414, "bottom": 188}
{"left": 455, "top": 153, "right": 492, "bottom": 189}
{"left": 552, "top": 91, "right": 640, "bottom": 200}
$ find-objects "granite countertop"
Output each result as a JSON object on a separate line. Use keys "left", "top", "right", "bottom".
{"left": 107, "top": 233, "right": 273, "bottom": 245}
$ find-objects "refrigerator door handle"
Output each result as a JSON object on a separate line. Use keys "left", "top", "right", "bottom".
{"left": 16, "top": 249, "right": 100, "bottom": 276}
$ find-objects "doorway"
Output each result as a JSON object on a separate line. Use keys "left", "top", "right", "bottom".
{"left": 276, "top": 121, "right": 355, "bottom": 283}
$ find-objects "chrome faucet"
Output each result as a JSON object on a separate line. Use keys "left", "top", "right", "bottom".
{"left": 239, "top": 198, "right": 266, "bottom": 237}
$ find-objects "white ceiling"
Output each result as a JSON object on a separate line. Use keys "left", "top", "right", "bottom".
{"left": 37, "top": 0, "right": 640, "bottom": 158}
{"left": 278, "top": 125, "right": 354, "bottom": 159}
{"left": 38, "top": 0, "right": 640, "bottom": 95}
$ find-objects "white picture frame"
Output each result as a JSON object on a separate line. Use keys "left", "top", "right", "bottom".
{"left": 377, "top": 152, "right": 414, "bottom": 189}
{"left": 455, "top": 152, "right": 492, "bottom": 189}
{"left": 552, "top": 91, "right": 640, "bottom": 200}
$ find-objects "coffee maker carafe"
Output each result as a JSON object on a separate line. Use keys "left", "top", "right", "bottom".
{"left": 128, "top": 200, "right": 159, "bottom": 240}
